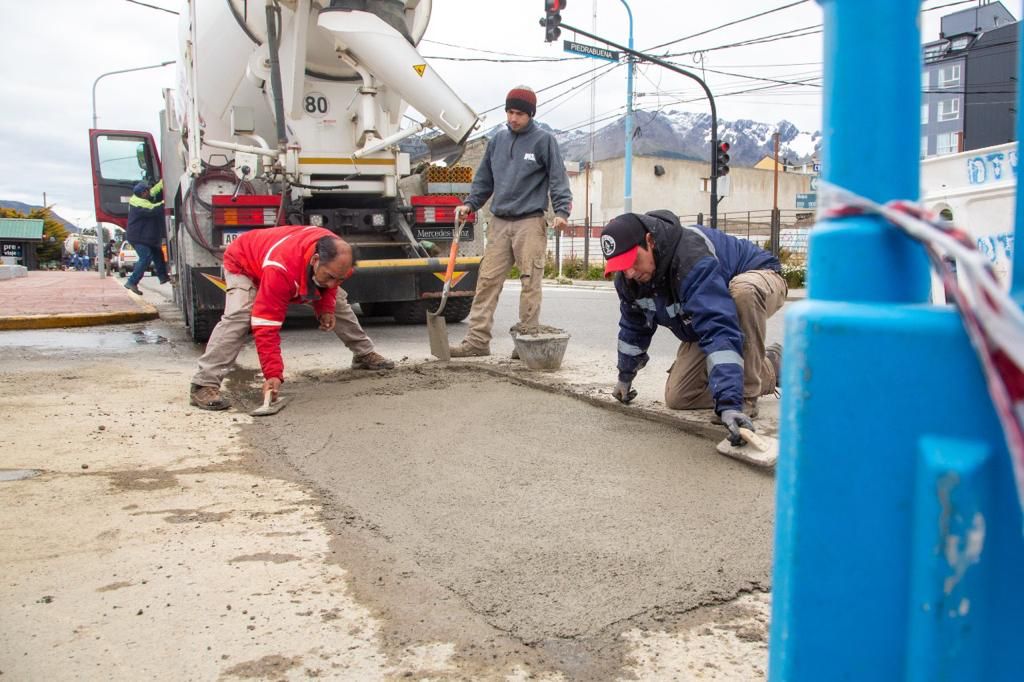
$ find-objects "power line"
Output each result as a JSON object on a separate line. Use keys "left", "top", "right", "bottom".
{"left": 123, "top": 0, "right": 178, "bottom": 15}
{"left": 645, "top": 0, "right": 811, "bottom": 53}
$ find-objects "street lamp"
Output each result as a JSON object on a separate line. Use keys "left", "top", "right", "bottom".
{"left": 90, "top": 60, "right": 172, "bottom": 278}
{"left": 620, "top": 0, "right": 634, "bottom": 214}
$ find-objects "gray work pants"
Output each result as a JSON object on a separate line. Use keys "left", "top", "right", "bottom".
{"left": 191, "top": 271, "right": 375, "bottom": 387}
{"left": 463, "top": 215, "right": 548, "bottom": 349}
{"left": 664, "top": 269, "right": 788, "bottom": 409}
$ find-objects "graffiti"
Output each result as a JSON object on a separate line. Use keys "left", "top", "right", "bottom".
{"left": 967, "top": 149, "right": 1018, "bottom": 185}
{"left": 976, "top": 233, "right": 1014, "bottom": 284}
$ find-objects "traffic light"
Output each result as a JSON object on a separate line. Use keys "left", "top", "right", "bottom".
{"left": 715, "top": 141, "right": 730, "bottom": 177}
{"left": 542, "top": 0, "right": 566, "bottom": 42}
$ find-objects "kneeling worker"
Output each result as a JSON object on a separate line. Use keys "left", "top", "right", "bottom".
{"left": 189, "top": 225, "right": 395, "bottom": 410}
{"left": 601, "top": 211, "right": 786, "bottom": 442}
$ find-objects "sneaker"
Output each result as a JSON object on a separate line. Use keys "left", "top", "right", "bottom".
{"left": 125, "top": 282, "right": 143, "bottom": 296}
{"left": 189, "top": 384, "right": 230, "bottom": 411}
{"left": 511, "top": 347, "right": 520, "bottom": 360}
{"left": 712, "top": 398, "right": 760, "bottom": 424}
{"left": 351, "top": 351, "right": 396, "bottom": 370}
{"left": 449, "top": 342, "right": 490, "bottom": 358}
{"left": 766, "top": 343, "right": 783, "bottom": 388}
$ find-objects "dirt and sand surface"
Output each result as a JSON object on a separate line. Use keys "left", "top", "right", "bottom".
{"left": 0, "top": 322, "right": 774, "bottom": 680}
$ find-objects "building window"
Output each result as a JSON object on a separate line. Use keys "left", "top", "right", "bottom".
{"left": 936, "top": 131, "right": 959, "bottom": 155}
{"left": 921, "top": 135, "right": 930, "bottom": 159}
{"left": 922, "top": 104, "right": 929, "bottom": 124}
{"left": 938, "top": 98, "right": 960, "bottom": 121}
{"left": 922, "top": 71, "right": 931, "bottom": 90}
{"left": 940, "top": 64, "right": 961, "bottom": 88}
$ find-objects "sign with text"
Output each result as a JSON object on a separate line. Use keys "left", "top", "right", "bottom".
{"left": 796, "top": 192, "right": 817, "bottom": 209}
{"left": 563, "top": 40, "right": 619, "bottom": 62}
{"left": 1, "top": 242, "right": 24, "bottom": 258}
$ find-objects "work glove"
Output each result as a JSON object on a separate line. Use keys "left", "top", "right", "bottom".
{"left": 613, "top": 380, "right": 637, "bottom": 405}
{"left": 719, "top": 409, "right": 755, "bottom": 446}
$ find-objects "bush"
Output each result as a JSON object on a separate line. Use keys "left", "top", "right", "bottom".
{"left": 782, "top": 264, "right": 806, "bottom": 289}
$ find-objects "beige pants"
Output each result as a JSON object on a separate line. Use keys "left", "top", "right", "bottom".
{"left": 664, "top": 269, "right": 788, "bottom": 410}
{"left": 191, "top": 271, "right": 375, "bottom": 387}
{"left": 463, "top": 215, "right": 548, "bottom": 348}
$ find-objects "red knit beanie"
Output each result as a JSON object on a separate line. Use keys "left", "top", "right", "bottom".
{"left": 505, "top": 85, "right": 537, "bottom": 117}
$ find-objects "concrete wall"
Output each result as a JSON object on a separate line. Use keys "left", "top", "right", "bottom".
{"left": 566, "top": 156, "right": 814, "bottom": 225}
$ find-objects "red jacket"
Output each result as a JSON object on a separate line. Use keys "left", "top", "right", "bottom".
{"left": 223, "top": 225, "right": 339, "bottom": 382}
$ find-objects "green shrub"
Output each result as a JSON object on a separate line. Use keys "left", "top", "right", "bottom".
{"left": 782, "top": 264, "right": 806, "bottom": 289}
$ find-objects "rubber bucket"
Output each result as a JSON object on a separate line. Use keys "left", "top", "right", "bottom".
{"left": 512, "top": 331, "right": 570, "bottom": 371}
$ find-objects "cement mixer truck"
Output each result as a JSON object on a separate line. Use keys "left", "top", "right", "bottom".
{"left": 88, "top": 0, "right": 482, "bottom": 341}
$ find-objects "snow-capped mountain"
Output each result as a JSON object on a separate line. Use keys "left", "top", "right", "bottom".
{"left": 555, "top": 110, "right": 821, "bottom": 167}
{"left": 403, "top": 111, "right": 821, "bottom": 168}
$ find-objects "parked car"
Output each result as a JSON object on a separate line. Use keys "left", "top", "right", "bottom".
{"left": 113, "top": 243, "right": 138, "bottom": 277}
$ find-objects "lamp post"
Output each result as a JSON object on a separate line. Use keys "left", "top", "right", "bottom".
{"left": 90, "top": 61, "right": 173, "bottom": 278}
{"left": 620, "top": 0, "right": 634, "bottom": 214}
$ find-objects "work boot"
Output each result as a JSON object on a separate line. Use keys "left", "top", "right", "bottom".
{"left": 125, "top": 282, "right": 143, "bottom": 296}
{"left": 449, "top": 342, "right": 490, "bottom": 358}
{"left": 511, "top": 347, "right": 520, "bottom": 360}
{"left": 351, "top": 351, "right": 396, "bottom": 370}
{"left": 766, "top": 342, "right": 783, "bottom": 388}
{"left": 189, "top": 384, "right": 230, "bottom": 411}
{"left": 712, "top": 398, "right": 759, "bottom": 424}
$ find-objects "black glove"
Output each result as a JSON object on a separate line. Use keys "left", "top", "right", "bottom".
{"left": 719, "top": 409, "right": 755, "bottom": 446}
{"left": 613, "top": 380, "right": 637, "bottom": 404}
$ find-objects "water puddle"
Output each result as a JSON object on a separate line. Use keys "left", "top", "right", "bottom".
{"left": 0, "top": 328, "right": 163, "bottom": 350}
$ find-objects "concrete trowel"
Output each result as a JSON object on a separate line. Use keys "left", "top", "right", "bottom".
{"left": 426, "top": 215, "right": 466, "bottom": 361}
{"left": 250, "top": 390, "right": 289, "bottom": 417}
{"left": 716, "top": 427, "right": 778, "bottom": 468}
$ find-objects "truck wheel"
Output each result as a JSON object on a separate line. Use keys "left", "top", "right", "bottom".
{"left": 191, "top": 310, "right": 218, "bottom": 343}
{"left": 358, "top": 302, "right": 394, "bottom": 318}
{"left": 391, "top": 300, "right": 428, "bottom": 324}
{"left": 441, "top": 297, "right": 473, "bottom": 323}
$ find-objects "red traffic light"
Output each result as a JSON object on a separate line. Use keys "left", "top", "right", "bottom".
{"left": 718, "top": 141, "right": 730, "bottom": 153}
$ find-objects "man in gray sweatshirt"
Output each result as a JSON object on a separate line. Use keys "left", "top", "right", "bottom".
{"left": 451, "top": 85, "right": 573, "bottom": 357}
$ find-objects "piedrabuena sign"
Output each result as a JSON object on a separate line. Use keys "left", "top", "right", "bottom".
{"left": 563, "top": 40, "right": 619, "bottom": 62}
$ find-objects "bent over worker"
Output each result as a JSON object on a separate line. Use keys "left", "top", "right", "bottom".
{"left": 601, "top": 211, "right": 786, "bottom": 442}
{"left": 189, "top": 225, "right": 395, "bottom": 411}
{"left": 450, "top": 85, "right": 573, "bottom": 358}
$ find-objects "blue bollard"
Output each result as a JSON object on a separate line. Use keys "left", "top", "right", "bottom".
{"left": 769, "top": 0, "right": 1024, "bottom": 679}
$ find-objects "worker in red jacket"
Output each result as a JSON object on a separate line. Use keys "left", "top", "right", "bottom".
{"left": 189, "top": 225, "right": 395, "bottom": 410}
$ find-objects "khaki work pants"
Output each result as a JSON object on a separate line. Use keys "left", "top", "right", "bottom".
{"left": 664, "top": 269, "right": 788, "bottom": 410}
{"left": 191, "top": 271, "right": 375, "bottom": 387}
{"left": 463, "top": 215, "right": 548, "bottom": 349}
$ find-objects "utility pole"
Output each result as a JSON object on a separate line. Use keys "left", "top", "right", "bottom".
{"left": 586, "top": 0, "right": 597, "bottom": 270}
{"left": 549, "top": 19, "right": 721, "bottom": 227}
{"left": 620, "top": 0, "right": 634, "bottom": 214}
{"left": 771, "top": 132, "right": 781, "bottom": 257}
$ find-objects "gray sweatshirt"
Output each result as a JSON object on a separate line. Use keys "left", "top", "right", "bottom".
{"left": 465, "top": 119, "right": 573, "bottom": 219}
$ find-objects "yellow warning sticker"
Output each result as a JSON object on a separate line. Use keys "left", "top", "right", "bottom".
{"left": 413, "top": 64, "right": 427, "bottom": 77}
{"left": 433, "top": 271, "right": 468, "bottom": 287}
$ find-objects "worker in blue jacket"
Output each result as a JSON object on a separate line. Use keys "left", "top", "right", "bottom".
{"left": 601, "top": 211, "right": 787, "bottom": 442}
{"left": 124, "top": 179, "right": 169, "bottom": 295}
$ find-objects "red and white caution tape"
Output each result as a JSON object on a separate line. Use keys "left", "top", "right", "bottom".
{"left": 819, "top": 183, "right": 1024, "bottom": 515}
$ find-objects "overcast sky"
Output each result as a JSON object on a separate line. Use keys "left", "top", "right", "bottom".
{"left": 0, "top": 0, "right": 1017, "bottom": 228}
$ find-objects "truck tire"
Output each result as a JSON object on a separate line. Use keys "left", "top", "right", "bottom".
{"left": 357, "top": 302, "right": 394, "bottom": 318}
{"left": 442, "top": 297, "right": 473, "bottom": 323}
{"left": 391, "top": 300, "right": 428, "bottom": 324}
{"left": 191, "top": 309, "right": 218, "bottom": 344}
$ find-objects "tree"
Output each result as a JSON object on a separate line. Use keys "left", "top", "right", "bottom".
{"left": 0, "top": 206, "right": 69, "bottom": 264}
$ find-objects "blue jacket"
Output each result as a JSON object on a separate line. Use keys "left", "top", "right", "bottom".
{"left": 614, "top": 211, "right": 781, "bottom": 414}
{"left": 126, "top": 181, "right": 165, "bottom": 247}
{"left": 465, "top": 119, "right": 572, "bottom": 219}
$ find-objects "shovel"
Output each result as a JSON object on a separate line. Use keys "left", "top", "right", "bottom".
{"left": 426, "top": 215, "right": 465, "bottom": 361}
{"left": 250, "top": 390, "right": 289, "bottom": 417}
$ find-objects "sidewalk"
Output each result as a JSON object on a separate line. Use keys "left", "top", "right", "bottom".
{"left": 0, "top": 271, "right": 158, "bottom": 330}
{"left": 543, "top": 276, "right": 808, "bottom": 300}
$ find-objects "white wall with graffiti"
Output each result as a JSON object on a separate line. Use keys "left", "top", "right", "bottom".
{"left": 922, "top": 141, "right": 1016, "bottom": 296}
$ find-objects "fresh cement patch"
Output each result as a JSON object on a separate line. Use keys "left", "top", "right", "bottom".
{"left": 244, "top": 367, "right": 774, "bottom": 680}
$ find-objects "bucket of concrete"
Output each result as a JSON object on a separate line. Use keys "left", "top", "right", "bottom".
{"left": 510, "top": 324, "right": 570, "bottom": 371}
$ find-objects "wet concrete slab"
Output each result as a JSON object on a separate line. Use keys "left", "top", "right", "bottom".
{"left": 245, "top": 367, "right": 774, "bottom": 680}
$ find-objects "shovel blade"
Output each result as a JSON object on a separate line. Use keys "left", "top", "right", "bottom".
{"left": 426, "top": 311, "right": 450, "bottom": 361}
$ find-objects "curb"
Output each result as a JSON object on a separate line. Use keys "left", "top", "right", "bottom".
{"left": 0, "top": 303, "right": 159, "bottom": 331}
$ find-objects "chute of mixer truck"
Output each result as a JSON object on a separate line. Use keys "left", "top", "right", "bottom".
{"left": 88, "top": 0, "right": 483, "bottom": 341}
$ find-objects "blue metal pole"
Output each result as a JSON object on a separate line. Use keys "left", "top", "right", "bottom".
{"left": 1014, "top": 29, "right": 1024, "bottom": 307}
{"left": 620, "top": 0, "right": 634, "bottom": 214}
{"left": 770, "top": 0, "right": 1024, "bottom": 679}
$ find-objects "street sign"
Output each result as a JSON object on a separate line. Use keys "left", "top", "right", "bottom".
{"left": 563, "top": 40, "right": 619, "bottom": 62}
{"left": 809, "top": 176, "right": 820, "bottom": 191}
{"left": 796, "top": 192, "right": 817, "bottom": 209}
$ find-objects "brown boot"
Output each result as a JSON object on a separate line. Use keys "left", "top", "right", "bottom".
{"left": 449, "top": 342, "right": 490, "bottom": 358}
{"left": 351, "top": 351, "right": 396, "bottom": 370}
{"left": 766, "top": 342, "right": 783, "bottom": 388}
{"left": 189, "top": 384, "right": 230, "bottom": 411}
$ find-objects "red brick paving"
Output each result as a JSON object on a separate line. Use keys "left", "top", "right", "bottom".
{"left": 0, "top": 271, "right": 151, "bottom": 317}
